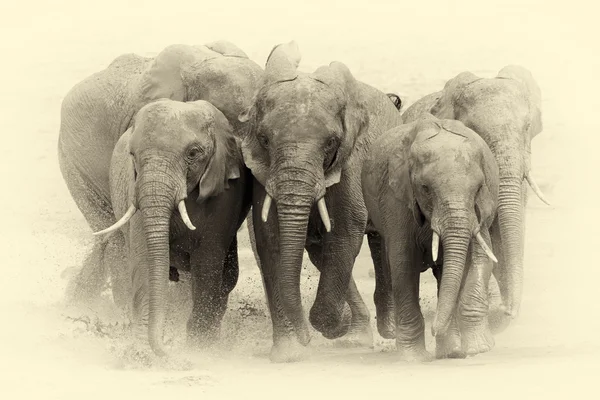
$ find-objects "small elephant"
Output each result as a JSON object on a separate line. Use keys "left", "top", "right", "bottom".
{"left": 58, "top": 41, "right": 263, "bottom": 309}
{"left": 402, "top": 65, "right": 549, "bottom": 320}
{"left": 362, "top": 114, "right": 500, "bottom": 361}
{"left": 94, "top": 99, "right": 251, "bottom": 356}
{"left": 238, "top": 41, "right": 404, "bottom": 362}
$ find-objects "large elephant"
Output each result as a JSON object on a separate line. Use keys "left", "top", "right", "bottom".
{"left": 238, "top": 41, "right": 404, "bottom": 362}
{"left": 58, "top": 41, "right": 263, "bottom": 308}
{"left": 402, "top": 65, "right": 549, "bottom": 320}
{"left": 362, "top": 114, "right": 500, "bottom": 361}
{"left": 93, "top": 99, "right": 251, "bottom": 356}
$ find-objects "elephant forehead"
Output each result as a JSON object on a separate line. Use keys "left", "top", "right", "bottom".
{"left": 412, "top": 133, "right": 477, "bottom": 168}
{"left": 261, "top": 78, "right": 340, "bottom": 112}
{"left": 133, "top": 101, "right": 216, "bottom": 146}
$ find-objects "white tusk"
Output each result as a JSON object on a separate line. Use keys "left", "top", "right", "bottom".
{"left": 93, "top": 205, "right": 137, "bottom": 236}
{"left": 261, "top": 193, "right": 272, "bottom": 223}
{"left": 431, "top": 231, "right": 440, "bottom": 262}
{"left": 178, "top": 200, "right": 196, "bottom": 231}
{"left": 475, "top": 232, "right": 498, "bottom": 263}
{"left": 317, "top": 197, "right": 331, "bottom": 232}
{"left": 525, "top": 172, "right": 551, "bottom": 206}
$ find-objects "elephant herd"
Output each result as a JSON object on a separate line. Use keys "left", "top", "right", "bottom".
{"left": 58, "top": 39, "right": 549, "bottom": 363}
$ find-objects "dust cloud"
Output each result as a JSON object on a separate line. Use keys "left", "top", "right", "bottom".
{"left": 0, "top": 1, "right": 598, "bottom": 398}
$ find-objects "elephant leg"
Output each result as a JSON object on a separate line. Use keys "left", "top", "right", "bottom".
{"left": 306, "top": 242, "right": 373, "bottom": 348}
{"left": 307, "top": 228, "right": 364, "bottom": 341}
{"left": 105, "top": 231, "right": 130, "bottom": 312}
{"left": 367, "top": 231, "right": 395, "bottom": 339}
{"left": 59, "top": 145, "right": 115, "bottom": 306}
{"left": 216, "top": 236, "right": 240, "bottom": 323}
{"left": 431, "top": 266, "right": 465, "bottom": 359}
{"left": 65, "top": 238, "right": 109, "bottom": 306}
{"left": 187, "top": 238, "right": 230, "bottom": 348}
{"left": 251, "top": 183, "right": 308, "bottom": 363}
{"left": 457, "top": 232, "right": 495, "bottom": 356}
{"left": 390, "top": 238, "right": 433, "bottom": 362}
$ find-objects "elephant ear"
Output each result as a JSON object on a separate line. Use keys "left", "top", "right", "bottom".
{"left": 431, "top": 71, "right": 480, "bottom": 119}
{"left": 497, "top": 65, "right": 543, "bottom": 138}
{"left": 204, "top": 40, "right": 249, "bottom": 58}
{"left": 238, "top": 132, "right": 269, "bottom": 186}
{"left": 238, "top": 41, "right": 300, "bottom": 124}
{"left": 110, "top": 127, "right": 138, "bottom": 211}
{"left": 310, "top": 61, "right": 369, "bottom": 187}
{"left": 139, "top": 45, "right": 211, "bottom": 102}
{"left": 196, "top": 105, "right": 241, "bottom": 203}
{"left": 386, "top": 123, "right": 425, "bottom": 226}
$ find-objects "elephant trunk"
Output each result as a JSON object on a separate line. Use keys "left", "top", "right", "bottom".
{"left": 269, "top": 155, "right": 324, "bottom": 346}
{"left": 136, "top": 161, "right": 186, "bottom": 356}
{"left": 432, "top": 209, "right": 472, "bottom": 336}
{"left": 496, "top": 173, "right": 525, "bottom": 317}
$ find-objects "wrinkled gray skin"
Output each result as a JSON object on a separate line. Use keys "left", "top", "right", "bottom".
{"left": 402, "top": 66, "right": 548, "bottom": 322}
{"left": 97, "top": 99, "right": 249, "bottom": 354}
{"left": 239, "top": 41, "right": 403, "bottom": 362}
{"left": 57, "top": 41, "right": 263, "bottom": 311}
{"left": 362, "top": 114, "right": 500, "bottom": 361}
{"left": 103, "top": 99, "right": 250, "bottom": 356}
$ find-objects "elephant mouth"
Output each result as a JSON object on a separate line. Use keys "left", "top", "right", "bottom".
{"left": 260, "top": 191, "right": 332, "bottom": 233}
{"left": 92, "top": 199, "right": 197, "bottom": 237}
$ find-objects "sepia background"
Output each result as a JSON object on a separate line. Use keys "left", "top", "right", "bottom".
{"left": 0, "top": 0, "right": 598, "bottom": 398}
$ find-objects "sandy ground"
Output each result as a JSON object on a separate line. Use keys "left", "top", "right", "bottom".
{"left": 1, "top": 1, "right": 599, "bottom": 398}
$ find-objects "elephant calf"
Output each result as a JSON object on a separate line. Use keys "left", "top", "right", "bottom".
{"left": 362, "top": 114, "right": 500, "bottom": 361}
{"left": 95, "top": 99, "right": 251, "bottom": 356}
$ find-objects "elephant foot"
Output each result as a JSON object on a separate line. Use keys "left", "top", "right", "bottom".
{"left": 117, "top": 341, "right": 192, "bottom": 371}
{"left": 396, "top": 344, "right": 434, "bottom": 363}
{"left": 434, "top": 315, "right": 465, "bottom": 359}
{"left": 270, "top": 335, "right": 310, "bottom": 363}
{"left": 488, "top": 306, "right": 513, "bottom": 334}
{"left": 435, "top": 332, "right": 466, "bottom": 359}
{"left": 461, "top": 323, "right": 495, "bottom": 356}
{"left": 376, "top": 311, "right": 396, "bottom": 340}
{"left": 333, "top": 320, "right": 374, "bottom": 348}
{"left": 499, "top": 302, "right": 519, "bottom": 319}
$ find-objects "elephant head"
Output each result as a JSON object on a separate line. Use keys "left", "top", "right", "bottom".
{"left": 429, "top": 66, "right": 548, "bottom": 318}
{"left": 94, "top": 99, "right": 240, "bottom": 356}
{"left": 138, "top": 41, "right": 264, "bottom": 136}
{"left": 236, "top": 41, "right": 369, "bottom": 342}
{"left": 389, "top": 115, "right": 499, "bottom": 335}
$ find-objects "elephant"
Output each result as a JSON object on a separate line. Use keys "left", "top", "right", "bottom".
{"left": 237, "top": 41, "right": 404, "bottom": 362}
{"left": 401, "top": 65, "right": 549, "bottom": 321}
{"left": 361, "top": 113, "right": 500, "bottom": 361}
{"left": 92, "top": 98, "right": 251, "bottom": 356}
{"left": 57, "top": 40, "right": 263, "bottom": 310}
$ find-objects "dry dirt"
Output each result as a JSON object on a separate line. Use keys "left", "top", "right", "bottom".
{"left": 1, "top": 1, "right": 598, "bottom": 399}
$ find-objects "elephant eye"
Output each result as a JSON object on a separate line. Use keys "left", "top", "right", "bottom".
{"left": 258, "top": 134, "right": 269, "bottom": 149}
{"left": 421, "top": 184, "right": 430, "bottom": 194}
{"left": 325, "top": 136, "right": 339, "bottom": 151}
{"left": 187, "top": 147, "right": 204, "bottom": 160}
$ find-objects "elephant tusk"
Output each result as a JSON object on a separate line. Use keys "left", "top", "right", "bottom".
{"left": 475, "top": 232, "right": 498, "bottom": 263}
{"left": 431, "top": 231, "right": 440, "bottom": 262}
{"left": 261, "top": 193, "right": 272, "bottom": 223}
{"left": 525, "top": 172, "right": 551, "bottom": 206}
{"left": 178, "top": 200, "right": 196, "bottom": 231}
{"left": 317, "top": 197, "right": 331, "bottom": 233}
{"left": 93, "top": 204, "right": 137, "bottom": 236}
